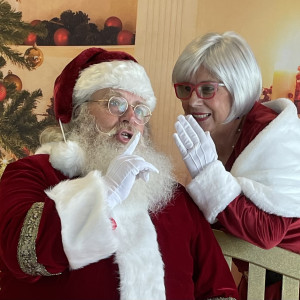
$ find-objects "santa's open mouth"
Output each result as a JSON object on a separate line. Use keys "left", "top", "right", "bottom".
{"left": 116, "top": 129, "right": 134, "bottom": 143}
{"left": 121, "top": 131, "right": 133, "bottom": 140}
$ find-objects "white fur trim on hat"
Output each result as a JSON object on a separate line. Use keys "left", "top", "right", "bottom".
{"left": 73, "top": 60, "right": 156, "bottom": 111}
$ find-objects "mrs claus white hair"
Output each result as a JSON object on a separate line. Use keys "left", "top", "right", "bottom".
{"left": 172, "top": 31, "right": 262, "bottom": 122}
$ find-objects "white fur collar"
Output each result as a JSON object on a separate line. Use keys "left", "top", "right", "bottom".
{"left": 231, "top": 98, "right": 300, "bottom": 217}
{"left": 35, "top": 140, "right": 86, "bottom": 178}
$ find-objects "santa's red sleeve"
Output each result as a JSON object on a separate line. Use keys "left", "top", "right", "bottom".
{"left": 0, "top": 154, "right": 117, "bottom": 282}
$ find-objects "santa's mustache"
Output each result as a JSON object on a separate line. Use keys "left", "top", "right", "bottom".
{"left": 96, "top": 123, "right": 138, "bottom": 138}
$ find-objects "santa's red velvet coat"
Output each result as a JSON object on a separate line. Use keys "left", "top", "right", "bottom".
{"left": 0, "top": 150, "right": 238, "bottom": 300}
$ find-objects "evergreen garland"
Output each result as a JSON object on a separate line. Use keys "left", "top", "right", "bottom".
{"left": 37, "top": 10, "right": 122, "bottom": 46}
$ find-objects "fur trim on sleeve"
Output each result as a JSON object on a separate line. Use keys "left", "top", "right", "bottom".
{"left": 186, "top": 160, "right": 241, "bottom": 223}
{"left": 45, "top": 170, "right": 118, "bottom": 269}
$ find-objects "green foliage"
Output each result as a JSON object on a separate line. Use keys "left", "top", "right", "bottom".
{"left": 0, "top": 0, "right": 56, "bottom": 170}
{"left": 0, "top": 89, "right": 56, "bottom": 158}
{"left": 0, "top": 0, "right": 47, "bottom": 70}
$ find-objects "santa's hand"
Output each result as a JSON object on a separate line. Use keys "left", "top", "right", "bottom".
{"left": 103, "top": 132, "right": 159, "bottom": 208}
{"left": 173, "top": 115, "right": 218, "bottom": 178}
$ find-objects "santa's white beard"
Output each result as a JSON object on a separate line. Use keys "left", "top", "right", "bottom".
{"left": 68, "top": 111, "right": 177, "bottom": 213}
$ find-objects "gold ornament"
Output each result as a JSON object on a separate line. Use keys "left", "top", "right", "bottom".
{"left": 24, "top": 45, "right": 44, "bottom": 68}
{"left": 3, "top": 71, "right": 22, "bottom": 91}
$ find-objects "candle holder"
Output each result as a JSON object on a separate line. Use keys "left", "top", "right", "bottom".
{"left": 272, "top": 70, "right": 296, "bottom": 100}
{"left": 259, "top": 86, "right": 272, "bottom": 103}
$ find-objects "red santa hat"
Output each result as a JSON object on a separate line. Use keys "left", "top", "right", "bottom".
{"left": 54, "top": 47, "right": 156, "bottom": 123}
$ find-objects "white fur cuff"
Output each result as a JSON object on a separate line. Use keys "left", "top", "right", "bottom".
{"left": 187, "top": 160, "right": 241, "bottom": 223}
{"left": 45, "top": 170, "right": 118, "bottom": 269}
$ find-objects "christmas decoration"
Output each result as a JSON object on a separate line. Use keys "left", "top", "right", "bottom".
{"left": 24, "top": 32, "right": 37, "bottom": 46}
{"left": 24, "top": 45, "right": 44, "bottom": 68}
{"left": 259, "top": 86, "right": 272, "bottom": 103}
{"left": 3, "top": 70, "right": 22, "bottom": 91}
{"left": 117, "top": 30, "right": 134, "bottom": 45}
{"left": 30, "top": 19, "right": 42, "bottom": 26}
{"left": 104, "top": 16, "right": 122, "bottom": 31}
{"left": 0, "top": 0, "right": 47, "bottom": 69}
{"left": 0, "top": 0, "right": 56, "bottom": 178}
{"left": 53, "top": 28, "right": 70, "bottom": 46}
{"left": 22, "top": 146, "right": 31, "bottom": 156}
{"left": 0, "top": 89, "right": 56, "bottom": 161}
{"left": 0, "top": 82, "right": 7, "bottom": 101}
{"left": 0, "top": 147, "right": 16, "bottom": 176}
{"left": 23, "top": 20, "right": 42, "bottom": 46}
{"left": 293, "top": 66, "right": 300, "bottom": 114}
{"left": 35, "top": 10, "right": 133, "bottom": 46}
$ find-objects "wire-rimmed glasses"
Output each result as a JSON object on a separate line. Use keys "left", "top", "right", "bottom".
{"left": 91, "top": 96, "right": 152, "bottom": 125}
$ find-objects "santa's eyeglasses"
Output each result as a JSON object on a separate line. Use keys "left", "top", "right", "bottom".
{"left": 91, "top": 96, "right": 152, "bottom": 125}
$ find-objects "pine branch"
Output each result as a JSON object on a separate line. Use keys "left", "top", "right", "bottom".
{"left": 4, "top": 90, "right": 38, "bottom": 120}
{"left": 0, "top": 1, "right": 22, "bottom": 21}
{"left": 0, "top": 44, "right": 32, "bottom": 69}
{"left": 0, "top": 0, "right": 47, "bottom": 69}
{"left": 0, "top": 1, "right": 47, "bottom": 41}
{"left": 0, "top": 89, "right": 56, "bottom": 156}
{"left": 0, "top": 31, "right": 24, "bottom": 45}
{"left": 0, "top": 1, "right": 56, "bottom": 157}
{"left": 0, "top": 132, "right": 27, "bottom": 158}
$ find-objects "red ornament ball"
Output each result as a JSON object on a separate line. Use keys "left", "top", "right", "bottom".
{"left": 30, "top": 19, "right": 41, "bottom": 26}
{"left": 0, "top": 82, "right": 7, "bottom": 101}
{"left": 54, "top": 28, "right": 70, "bottom": 46}
{"left": 24, "top": 32, "right": 37, "bottom": 46}
{"left": 104, "top": 16, "right": 122, "bottom": 30}
{"left": 22, "top": 146, "right": 31, "bottom": 156}
{"left": 117, "top": 30, "right": 134, "bottom": 45}
{"left": 24, "top": 20, "right": 41, "bottom": 46}
{"left": 3, "top": 71, "right": 22, "bottom": 91}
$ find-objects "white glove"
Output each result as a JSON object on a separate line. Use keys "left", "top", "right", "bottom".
{"left": 103, "top": 132, "right": 159, "bottom": 208}
{"left": 173, "top": 115, "right": 218, "bottom": 178}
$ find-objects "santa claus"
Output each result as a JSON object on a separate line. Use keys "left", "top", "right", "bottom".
{"left": 0, "top": 48, "right": 238, "bottom": 300}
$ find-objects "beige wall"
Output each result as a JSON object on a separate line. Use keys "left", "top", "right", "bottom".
{"left": 196, "top": 0, "right": 300, "bottom": 89}
{"left": 4, "top": 0, "right": 300, "bottom": 185}
{"left": 136, "top": 0, "right": 300, "bottom": 185}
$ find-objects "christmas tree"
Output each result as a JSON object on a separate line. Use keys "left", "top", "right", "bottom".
{"left": 0, "top": 0, "right": 46, "bottom": 70}
{"left": 0, "top": 0, "right": 55, "bottom": 176}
